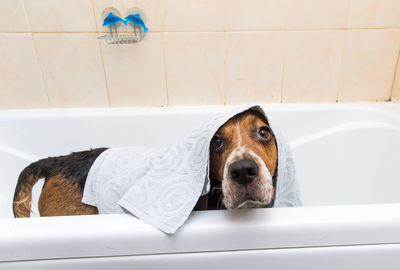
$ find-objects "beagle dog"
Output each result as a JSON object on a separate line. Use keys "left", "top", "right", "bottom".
{"left": 13, "top": 109, "right": 278, "bottom": 217}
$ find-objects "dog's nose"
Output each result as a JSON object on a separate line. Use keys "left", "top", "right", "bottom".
{"left": 228, "top": 159, "right": 258, "bottom": 185}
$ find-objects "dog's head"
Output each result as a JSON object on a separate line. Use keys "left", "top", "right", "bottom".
{"left": 208, "top": 109, "right": 278, "bottom": 210}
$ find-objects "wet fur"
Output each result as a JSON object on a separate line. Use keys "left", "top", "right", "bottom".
{"left": 13, "top": 148, "right": 106, "bottom": 217}
{"left": 13, "top": 110, "right": 278, "bottom": 217}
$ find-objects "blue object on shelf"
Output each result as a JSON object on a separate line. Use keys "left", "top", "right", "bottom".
{"left": 125, "top": 14, "right": 148, "bottom": 32}
{"left": 103, "top": 12, "right": 127, "bottom": 27}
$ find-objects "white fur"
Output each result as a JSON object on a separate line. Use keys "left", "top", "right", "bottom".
{"left": 31, "top": 178, "right": 45, "bottom": 217}
{"left": 236, "top": 200, "right": 265, "bottom": 209}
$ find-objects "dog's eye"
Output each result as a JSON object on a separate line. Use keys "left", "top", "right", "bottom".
{"left": 258, "top": 126, "right": 272, "bottom": 142}
{"left": 211, "top": 136, "right": 223, "bottom": 150}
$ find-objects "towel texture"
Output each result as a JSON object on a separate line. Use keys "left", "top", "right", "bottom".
{"left": 82, "top": 105, "right": 301, "bottom": 233}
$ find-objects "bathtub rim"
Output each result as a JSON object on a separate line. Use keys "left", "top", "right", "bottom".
{"left": 1, "top": 203, "right": 400, "bottom": 262}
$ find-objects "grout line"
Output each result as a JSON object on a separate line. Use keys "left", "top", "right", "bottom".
{"left": 390, "top": 47, "right": 400, "bottom": 100}
{"left": 280, "top": 31, "right": 287, "bottom": 103}
{"left": 222, "top": 0, "right": 226, "bottom": 32}
{"left": 344, "top": 0, "right": 351, "bottom": 30}
{"left": 222, "top": 0, "right": 227, "bottom": 105}
{"left": 96, "top": 39, "right": 111, "bottom": 107}
{"left": 30, "top": 35, "right": 51, "bottom": 106}
{"left": 337, "top": 29, "right": 348, "bottom": 102}
{"left": 157, "top": 0, "right": 169, "bottom": 107}
{"left": 20, "top": 0, "right": 51, "bottom": 106}
{"left": 336, "top": 0, "right": 352, "bottom": 102}
{"left": 19, "top": 0, "right": 31, "bottom": 32}
{"left": 1, "top": 27, "right": 400, "bottom": 35}
{"left": 90, "top": 0, "right": 99, "bottom": 33}
{"left": 89, "top": 0, "right": 110, "bottom": 107}
{"left": 222, "top": 30, "right": 227, "bottom": 105}
{"left": 159, "top": 0, "right": 166, "bottom": 32}
{"left": 160, "top": 32, "right": 170, "bottom": 106}
{"left": 156, "top": 0, "right": 162, "bottom": 32}
{"left": 280, "top": 0, "right": 288, "bottom": 103}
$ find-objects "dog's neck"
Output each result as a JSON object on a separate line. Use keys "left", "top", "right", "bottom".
{"left": 192, "top": 177, "right": 222, "bottom": 210}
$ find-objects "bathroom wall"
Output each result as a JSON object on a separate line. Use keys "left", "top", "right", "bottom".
{"left": 0, "top": 0, "right": 399, "bottom": 109}
{"left": 393, "top": 53, "right": 400, "bottom": 101}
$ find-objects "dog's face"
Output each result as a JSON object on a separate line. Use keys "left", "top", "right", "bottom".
{"left": 209, "top": 110, "right": 278, "bottom": 210}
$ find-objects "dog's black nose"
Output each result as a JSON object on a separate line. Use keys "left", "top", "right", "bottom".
{"left": 228, "top": 159, "right": 258, "bottom": 185}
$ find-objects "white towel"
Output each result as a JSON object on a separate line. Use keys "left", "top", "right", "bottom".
{"left": 82, "top": 105, "right": 301, "bottom": 234}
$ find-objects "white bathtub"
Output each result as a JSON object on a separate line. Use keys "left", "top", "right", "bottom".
{"left": 1, "top": 103, "right": 400, "bottom": 269}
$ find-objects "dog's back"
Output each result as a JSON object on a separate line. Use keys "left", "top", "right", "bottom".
{"left": 13, "top": 148, "right": 107, "bottom": 217}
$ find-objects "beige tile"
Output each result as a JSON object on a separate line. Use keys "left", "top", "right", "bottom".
{"left": 339, "top": 30, "right": 400, "bottom": 102}
{"left": 392, "top": 51, "right": 400, "bottom": 101}
{"left": 23, "top": 0, "right": 96, "bottom": 32}
{"left": 101, "top": 33, "right": 167, "bottom": 107}
{"left": 348, "top": 0, "right": 400, "bottom": 28}
{"left": 0, "top": 34, "right": 48, "bottom": 109}
{"left": 225, "top": 32, "right": 284, "bottom": 104}
{"left": 283, "top": 31, "right": 345, "bottom": 103}
{"left": 287, "top": 0, "right": 349, "bottom": 29}
{"left": 34, "top": 34, "right": 109, "bottom": 108}
{"left": 164, "top": 32, "right": 224, "bottom": 106}
{"left": 160, "top": 0, "right": 223, "bottom": 31}
{"left": 0, "top": 0, "right": 30, "bottom": 32}
{"left": 93, "top": 0, "right": 160, "bottom": 33}
{"left": 224, "top": 0, "right": 287, "bottom": 30}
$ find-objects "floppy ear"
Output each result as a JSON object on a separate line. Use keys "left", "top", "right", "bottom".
{"left": 248, "top": 106, "right": 270, "bottom": 126}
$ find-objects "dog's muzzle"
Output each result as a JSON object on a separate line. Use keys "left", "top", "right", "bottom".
{"left": 228, "top": 159, "right": 259, "bottom": 186}
{"left": 223, "top": 154, "right": 274, "bottom": 209}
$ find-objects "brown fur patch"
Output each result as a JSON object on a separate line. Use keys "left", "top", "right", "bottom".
{"left": 38, "top": 176, "right": 98, "bottom": 216}
{"left": 209, "top": 110, "right": 278, "bottom": 209}
{"left": 210, "top": 111, "right": 278, "bottom": 182}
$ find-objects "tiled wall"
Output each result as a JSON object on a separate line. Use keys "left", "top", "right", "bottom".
{"left": 0, "top": 0, "right": 400, "bottom": 109}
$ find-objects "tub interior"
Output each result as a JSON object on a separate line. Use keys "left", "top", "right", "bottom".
{"left": 1, "top": 103, "right": 400, "bottom": 218}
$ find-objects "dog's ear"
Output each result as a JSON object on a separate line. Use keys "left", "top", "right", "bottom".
{"left": 250, "top": 109, "right": 270, "bottom": 126}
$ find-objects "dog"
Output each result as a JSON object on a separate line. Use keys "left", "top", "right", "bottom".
{"left": 13, "top": 109, "right": 278, "bottom": 217}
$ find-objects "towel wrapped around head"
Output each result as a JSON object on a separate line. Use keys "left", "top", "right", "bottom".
{"left": 82, "top": 105, "right": 301, "bottom": 234}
